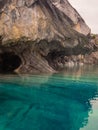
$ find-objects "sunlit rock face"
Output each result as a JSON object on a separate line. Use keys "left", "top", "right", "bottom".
{"left": 52, "top": 0, "right": 90, "bottom": 35}
{"left": 0, "top": 0, "right": 94, "bottom": 73}
{"left": 0, "top": 0, "right": 90, "bottom": 43}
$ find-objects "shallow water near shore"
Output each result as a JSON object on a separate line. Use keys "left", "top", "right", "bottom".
{"left": 0, "top": 65, "right": 98, "bottom": 130}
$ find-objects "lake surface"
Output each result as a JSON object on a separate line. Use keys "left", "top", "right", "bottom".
{"left": 0, "top": 65, "right": 98, "bottom": 130}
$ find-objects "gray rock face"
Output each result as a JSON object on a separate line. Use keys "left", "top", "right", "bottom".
{"left": 0, "top": 0, "right": 90, "bottom": 43}
{"left": 52, "top": 0, "right": 90, "bottom": 35}
{"left": 0, "top": 0, "right": 94, "bottom": 73}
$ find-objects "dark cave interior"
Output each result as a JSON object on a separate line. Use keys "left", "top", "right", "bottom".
{"left": 0, "top": 52, "right": 21, "bottom": 73}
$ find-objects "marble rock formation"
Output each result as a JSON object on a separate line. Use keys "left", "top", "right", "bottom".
{"left": 0, "top": 0, "right": 95, "bottom": 73}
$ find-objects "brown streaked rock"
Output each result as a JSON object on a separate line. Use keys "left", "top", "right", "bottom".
{"left": 0, "top": 0, "right": 93, "bottom": 73}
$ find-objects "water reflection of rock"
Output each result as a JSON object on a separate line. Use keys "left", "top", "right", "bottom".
{"left": 0, "top": 73, "right": 52, "bottom": 86}
{"left": 0, "top": 72, "right": 98, "bottom": 130}
{"left": 61, "top": 65, "right": 98, "bottom": 80}
{"left": 43, "top": 74, "right": 98, "bottom": 130}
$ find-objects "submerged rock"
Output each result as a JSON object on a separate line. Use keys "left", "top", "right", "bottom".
{"left": 0, "top": 0, "right": 96, "bottom": 73}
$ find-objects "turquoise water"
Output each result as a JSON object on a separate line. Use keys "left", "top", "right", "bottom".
{"left": 0, "top": 65, "right": 98, "bottom": 130}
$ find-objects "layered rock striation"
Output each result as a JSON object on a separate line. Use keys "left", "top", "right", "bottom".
{"left": 0, "top": 0, "right": 97, "bottom": 73}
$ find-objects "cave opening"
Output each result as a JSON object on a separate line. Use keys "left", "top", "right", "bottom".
{"left": 0, "top": 52, "right": 21, "bottom": 73}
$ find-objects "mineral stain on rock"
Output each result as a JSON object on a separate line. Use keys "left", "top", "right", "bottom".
{"left": 0, "top": 0, "right": 97, "bottom": 73}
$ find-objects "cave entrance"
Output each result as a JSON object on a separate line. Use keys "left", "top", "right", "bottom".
{"left": 0, "top": 52, "right": 21, "bottom": 73}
